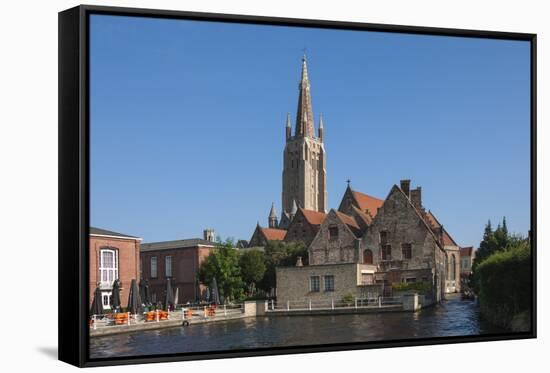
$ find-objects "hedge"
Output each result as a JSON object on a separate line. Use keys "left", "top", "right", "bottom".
{"left": 476, "top": 243, "right": 531, "bottom": 329}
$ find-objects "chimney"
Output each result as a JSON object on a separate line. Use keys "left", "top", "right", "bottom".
{"left": 400, "top": 179, "right": 411, "bottom": 198}
{"left": 203, "top": 229, "right": 215, "bottom": 242}
{"left": 411, "top": 187, "right": 422, "bottom": 209}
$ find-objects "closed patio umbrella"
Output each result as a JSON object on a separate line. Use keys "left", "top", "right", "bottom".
{"left": 139, "top": 279, "right": 150, "bottom": 306}
{"left": 111, "top": 279, "right": 121, "bottom": 312}
{"left": 164, "top": 278, "right": 175, "bottom": 311}
{"left": 90, "top": 286, "right": 103, "bottom": 316}
{"left": 174, "top": 287, "right": 179, "bottom": 306}
{"left": 127, "top": 279, "right": 142, "bottom": 315}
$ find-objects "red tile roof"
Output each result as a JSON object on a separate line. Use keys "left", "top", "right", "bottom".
{"left": 335, "top": 211, "right": 360, "bottom": 230}
{"left": 424, "top": 211, "right": 458, "bottom": 246}
{"left": 351, "top": 205, "right": 373, "bottom": 225}
{"left": 300, "top": 208, "right": 327, "bottom": 225}
{"left": 352, "top": 190, "right": 384, "bottom": 217}
{"left": 460, "top": 246, "right": 474, "bottom": 257}
{"left": 260, "top": 228, "right": 287, "bottom": 241}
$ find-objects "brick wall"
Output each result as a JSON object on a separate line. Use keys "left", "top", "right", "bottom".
{"left": 89, "top": 235, "right": 140, "bottom": 308}
{"left": 140, "top": 245, "right": 213, "bottom": 303}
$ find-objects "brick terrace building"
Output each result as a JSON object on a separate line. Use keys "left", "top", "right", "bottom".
{"left": 89, "top": 227, "right": 141, "bottom": 310}
{"left": 140, "top": 234, "right": 217, "bottom": 304}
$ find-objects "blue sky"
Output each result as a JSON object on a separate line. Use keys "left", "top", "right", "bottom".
{"left": 90, "top": 15, "right": 531, "bottom": 246}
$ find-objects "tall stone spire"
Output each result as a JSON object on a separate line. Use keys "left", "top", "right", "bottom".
{"left": 268, "top": 202, "right": 278, "bottom": 228}
{"left": 295, "top": 54, "right": 315, "bottom": 138}
{"left": 282, "top": 56, "right": 327, "bottom": 214}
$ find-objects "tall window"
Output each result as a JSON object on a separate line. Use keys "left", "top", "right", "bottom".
{"left": 151, "top": 256, "right": 158, "bottom": 278}
{"left": 401, "top": 243, "right": 412, "bottom": 259}
{"left": 165, "top": 256, "right": 172, "bottom": 277}
{"left": 380, "top": 231, "right": 388, "bottom": 244}
{"left": 381, "top": 245, "right": 392, "bottom": 260}
{"left": 99, "top": 248, "right": 118, "bottom": 286}
{"left": 310, "top": 276, "right": 320, "bottom": 292}
{"left": 363, "top": 249, "right": 373, "bottom": 264}
{"left": 324, "top": 275, "right": 335, "bottom": 291}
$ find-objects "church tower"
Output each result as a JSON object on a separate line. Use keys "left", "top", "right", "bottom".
{"left": 282, "top": 55, "right": 327, "bottom": 214}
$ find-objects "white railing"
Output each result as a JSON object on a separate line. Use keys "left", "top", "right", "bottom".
{"left": 267, "top": 296, "right": 403, "bottom": 312}
{"left": 90, "top": 303, "right": 245, "bottom": 330}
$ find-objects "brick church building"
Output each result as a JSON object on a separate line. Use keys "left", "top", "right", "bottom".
{"left": 250, "top": 55, "right": 464, "bottom": 304}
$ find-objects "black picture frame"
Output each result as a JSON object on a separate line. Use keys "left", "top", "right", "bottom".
{"left": 58, "top": 4, "right": 537, "bottom": 368}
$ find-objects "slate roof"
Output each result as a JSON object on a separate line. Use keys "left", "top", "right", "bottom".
{"left": 141, "top": 238, "right": 217, "bottom": 252}
{"left": 90, "top": 227, "right": 140, "bottom": 239}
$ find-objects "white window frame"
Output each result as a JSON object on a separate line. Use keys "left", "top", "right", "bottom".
{"left": 151, "top": 256, "right": 158, "bottom": 278}
{"left": 101, "top": 291, "right": 112, "bottom": 310}
{"left": 165, "top": 256, "right": 172, "bottom": 277}
{"left": 99, "top": 248, "right": 118, "bottom": 287}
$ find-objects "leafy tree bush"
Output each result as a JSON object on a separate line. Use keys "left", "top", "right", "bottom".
{"left": 341, "top": 293, "right": 355, "bottom": 305}
{"left": 476, "top": 239, "right": 531, "bottom": 329}
{"left": 239, "top": 249, "right": 266, "bottom": 296}
{"left": 198, "top": 239, "right": 244, "bottom": 302}
{"left": 392, "top": 281, "right": 432, "bottom": 293}
{"left": 258, "top": 240, "right": 308, "bottom": 293}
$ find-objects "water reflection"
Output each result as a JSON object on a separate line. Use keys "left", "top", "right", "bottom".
{"left": 90, "top": 295, "right": 504, "bottom": 359}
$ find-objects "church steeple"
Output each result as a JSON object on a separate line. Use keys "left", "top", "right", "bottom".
{"left": 268, "top": 202, "right": 278, "bottom": 228}
{"left": 295, "top": 55, "right": 315, "bottom": 138}
{"left": 282, "top": 56, "right": 327, "bottom": 214}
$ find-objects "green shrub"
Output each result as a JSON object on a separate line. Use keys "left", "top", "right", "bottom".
{"left": 476, "top": 242, "right": 531, "bottom": 329}
{"left": 392, "top": 281, "right": 431, "bottom": 293}
{"left": 341, "top": 293, "right": 355, "bottom": 304}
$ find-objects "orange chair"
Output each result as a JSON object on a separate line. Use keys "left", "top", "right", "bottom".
{"left": 114, "top": 313, "right": 129, "bottom": 325}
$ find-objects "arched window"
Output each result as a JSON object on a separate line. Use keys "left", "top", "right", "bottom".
{"left": 363, "top": 249, "right": 373, "bottom": 264}
{"left": 99, "top": 248, "right": 118, "bottom": 286}
{"left": 450, "top": 254, "right": 456, "bottom": 280}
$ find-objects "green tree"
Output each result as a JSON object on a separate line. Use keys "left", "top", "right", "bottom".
{"left": 239, "top": 249, "right": 266, "bottom": 296}
{"left": 474, "top": 220, "right": 498, "bottom": 270}
{"left": 258, "top": 240, "right": 308, "bottom": 293}
{"left": 198, "top": 239, "right": 244, "bottom": 302}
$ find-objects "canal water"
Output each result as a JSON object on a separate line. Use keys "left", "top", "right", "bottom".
{"left": 89, "top": 295, "right": 504, "bottom": 359}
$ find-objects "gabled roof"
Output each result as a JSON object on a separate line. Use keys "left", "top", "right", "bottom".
{"left": 351, "top": 190, "right": 384, "bottom": 217}
{"left": 351, "top": 205, "right": 373, "bottom": 226}
{"left": 299, "top": 208, "right": 327, "bottom": 225}
{"left": 335, "top": 211, "right": 360, "bottom": 230}
{"left": 90, "top": 227, "right": 141, "bottom": 240}
{"left": 334, "top": 210, "right": 363, "bottom": 238}
{"left": 386, "top": 185, "right": 446, "bottom": 252}
{"left": 260, "top": 227, "right": 287, "bottom": 241}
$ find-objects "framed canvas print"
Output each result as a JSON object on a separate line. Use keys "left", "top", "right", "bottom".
{"left": 58, "top": 4, "right": 537, "bottom": 367}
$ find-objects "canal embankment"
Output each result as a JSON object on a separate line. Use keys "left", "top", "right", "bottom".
{"left": 90, "top": 294, "right": 434, "bottom": 337}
